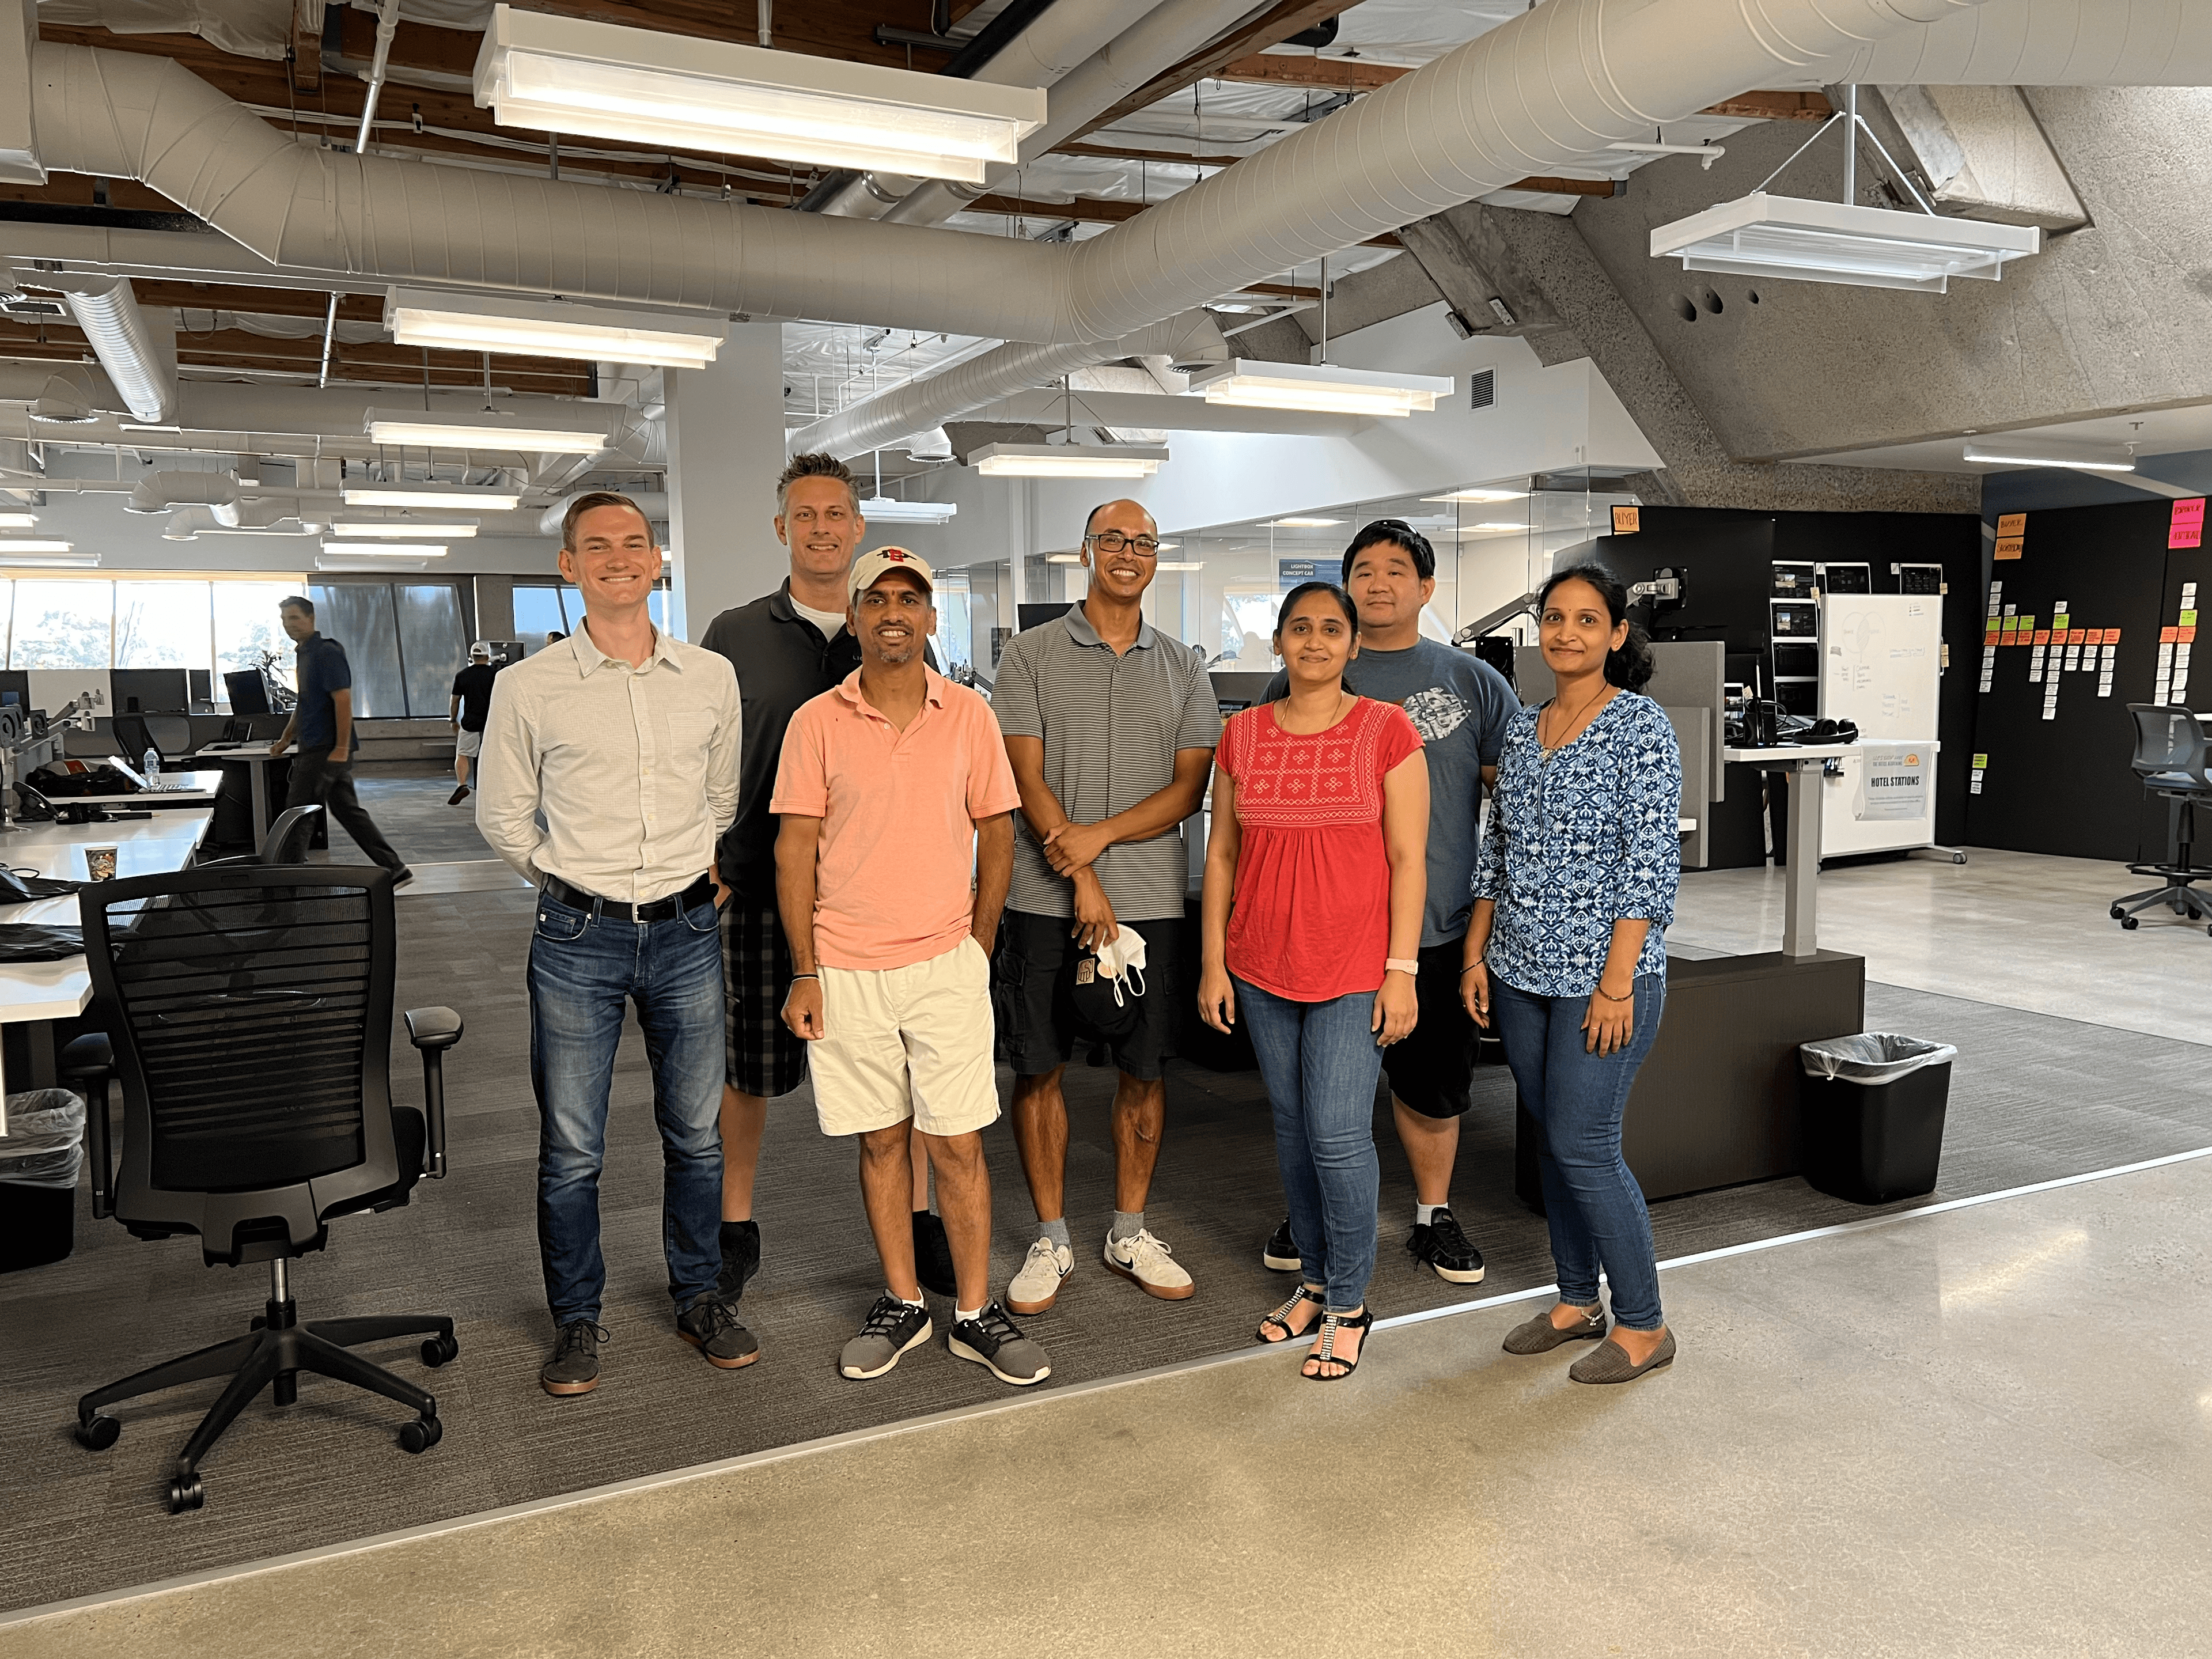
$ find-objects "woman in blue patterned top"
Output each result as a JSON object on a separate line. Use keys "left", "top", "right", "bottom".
{"left": 1463, "top": 565, "right": 1681, "bottom": 1385}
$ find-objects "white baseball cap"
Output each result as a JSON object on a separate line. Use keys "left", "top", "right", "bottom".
{"left": 468, "top": 641, "right": 492, "bottom": 660}
{"left": 846, "top": 546, "right": 934, "bottom": 600}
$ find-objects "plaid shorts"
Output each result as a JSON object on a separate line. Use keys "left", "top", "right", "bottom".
{"left": 721, "top": 895, "right": 810, "bottom": 1098}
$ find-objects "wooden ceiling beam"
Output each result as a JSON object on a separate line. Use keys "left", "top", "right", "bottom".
{"left": 1051, "top": 142, "right": 1248, "bottom": 169}
{"left": 1213, "top": 53, "right": 1406, "bottom": 93}
{"left": 963, "top": 191, "right": 1400, "bottom": 249}
{"left": 1070, "top": 1, "right": 1351, "bottom": 142}
{"left": 290, "top": 0, "right": 321, "bottom": 94}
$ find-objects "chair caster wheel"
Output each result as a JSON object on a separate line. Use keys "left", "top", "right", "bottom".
{"left": 2121, "top": 916, "right": 2139, "bottom": 930}
{"left": 421, "top": 1333, "right": 459, "bottom": 1368}
{"left": 397, "top": 1414, "right": 442, "bottom": 1454}
{"left": 2110, "top": 906, "right": 2126, "bottom": 920}
{"left": 75, "top": 1413, "right": 120, "bottom": 1452}
{"left": 166, "top": 1473, "right": 204, "bottom": 1514}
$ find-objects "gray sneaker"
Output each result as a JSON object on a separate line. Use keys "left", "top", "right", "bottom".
{"left": 540, "top": 1319, "right": 607, "bottom": 1397}
{"left": 677, "top": 1296, "right": 759, "bottom": 1369}
{"left": 840, "top": 1294, "right": 934, "bottom": 1380}
{"left": 948, "top": 1301, "right": 1051, "bottom": 1387}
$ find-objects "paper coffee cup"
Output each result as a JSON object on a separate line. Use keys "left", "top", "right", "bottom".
{"left": 84, "top": 846, "right": 119, "bottom": 882}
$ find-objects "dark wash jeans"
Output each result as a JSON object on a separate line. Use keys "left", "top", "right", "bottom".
{"left": 1233, "top": 976, "right": 1384, "bottom": 1312}
{"left": 529, "top": 885, "right": 725, "bottom": 1326}
{"left": 1490, "top": 973, "right": 1667, "bottom": 1331}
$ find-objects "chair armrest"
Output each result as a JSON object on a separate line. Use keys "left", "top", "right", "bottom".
{"left": 404, "top": 1006, "right": 463, "bottom": 1052}
{"left": 403, "top": 1006, "right": 461, "bottom": 1177}
{"left": 59, "top": 1032, "right": 113, "bottom": 1220}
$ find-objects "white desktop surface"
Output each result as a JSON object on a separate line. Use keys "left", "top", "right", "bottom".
{"left": 58, "top": 770, "right": 227, "bottom": 806}
{"left": 1723, "top": 743, "right": 1863, "bottom": 764}
{"left": 0, "top": 809, "right": 214, "bottom": 1023}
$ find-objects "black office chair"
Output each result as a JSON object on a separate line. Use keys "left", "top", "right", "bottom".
{"left": 66, "top": 863, "right": 465, "bottom": 1513}
{"left": 2112, "top": 703, "right": 2212, "bottom": 933}
{"left": 202, "top": 802, "right": 324, "bottom": 869}
{"left": 111, "top": 713, "right": 161, "bottom": 772}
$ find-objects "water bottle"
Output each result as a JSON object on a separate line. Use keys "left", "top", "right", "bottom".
{"left": 142, "top": 745, "right": 161, "bottom": 784}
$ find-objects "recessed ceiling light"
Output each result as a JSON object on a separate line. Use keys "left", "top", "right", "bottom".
{"left": 366, "top": 408, "right": 612, "bottom": 454}
{"left": 384, "top": 287, "right": 726, "bottom": 370}
{"left": 971, "top": 444, "right": 1168, "bottom": 479}
{"left": 474, "top": 3, "right": 1044, "bottom": 182}
{"left": 341, "top": 481, "right": 523, "bottom": 510}
{"left": 1190, "top": 361, "right": 1453, "bottom": 418}
{"left": 1267, "top": 517, "right": 1343, "bottom": 529}
{"left": 1422, "top": 487, "right": 1528, "bottom": 504}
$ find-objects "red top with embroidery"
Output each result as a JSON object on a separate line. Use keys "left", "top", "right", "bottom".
{"left": 1216, "top": 696, "right": 1423, "bottom": 1001}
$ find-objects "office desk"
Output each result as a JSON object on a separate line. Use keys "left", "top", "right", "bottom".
{"left": 0, "top": 810, "right": 213, "bottom": 1097}
{"left": 1722, "top": 743, "right": 1858, "bottom": 957}
{"left": 194, "top": 745, "right": 280, "bottom": 837}
{"left": 41, "top": 771, "right": 227, "bottom": 812}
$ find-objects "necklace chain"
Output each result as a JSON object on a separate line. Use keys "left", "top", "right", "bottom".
{"left": 1542, "top": 683, "right": 1611, "bottom": 752}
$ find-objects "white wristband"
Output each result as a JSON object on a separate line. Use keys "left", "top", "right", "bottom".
{"left": 1385, "top": 957, "right": 1420, "bottom": 976}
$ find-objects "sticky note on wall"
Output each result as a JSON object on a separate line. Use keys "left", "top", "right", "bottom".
{"left": 2172, "top": 498, "right": 2205, "bottom": 549}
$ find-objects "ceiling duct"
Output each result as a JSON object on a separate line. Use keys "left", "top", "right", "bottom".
{"left": 787, "top": 309, "right": 1226, "bottom": 459}
{"left": 43, "top": 272, "right": 176, "bottom": 424}
{"left": 126, "top": 470, "right": 240, "bottom": 516}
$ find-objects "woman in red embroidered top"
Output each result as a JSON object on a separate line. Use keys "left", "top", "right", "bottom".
{"left": 1199, "top": 581, "right": 1429, "bottom": 1380}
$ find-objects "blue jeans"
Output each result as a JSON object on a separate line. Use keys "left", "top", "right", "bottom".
{"left": 529, "top": 885, "right": 725, "bottom": 1325}
{"left": 1235, "top": 978, "right": 1383, "bottom": 1312}
{"left": 1491, "top": 974, "right": 1667, "bottom": 1331}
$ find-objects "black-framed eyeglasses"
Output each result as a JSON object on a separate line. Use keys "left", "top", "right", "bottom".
{"left": 1085, "top": 531, "right": 1161, "bottom": 556}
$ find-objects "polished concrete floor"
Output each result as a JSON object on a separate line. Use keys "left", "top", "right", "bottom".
{"left": 6, "top": 848, "right": 2209, "bottom": 1656}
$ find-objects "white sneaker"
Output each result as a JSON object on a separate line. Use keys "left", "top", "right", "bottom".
{"left": 1104, "top": 1227, "right": 1195, "bottom": 1301}
{"left": 1005, "top": 1236, "right": 1074, "bottom": 1316}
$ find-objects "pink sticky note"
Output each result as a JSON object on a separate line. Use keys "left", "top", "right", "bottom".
{"left": 2171, "top": 498, "right": 2205, "bottom": 549}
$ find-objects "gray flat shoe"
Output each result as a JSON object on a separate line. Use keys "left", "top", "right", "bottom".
{"left": 1569, "top": 1327, "right": 1676, "bottom": 1384}
{"left": 1502, "top": 1303, "right": 1607, "bottom": 1354}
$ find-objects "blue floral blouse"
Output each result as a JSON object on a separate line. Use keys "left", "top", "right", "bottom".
{"left": 1472, "top": 691, "right": 1681, "bottom": 998}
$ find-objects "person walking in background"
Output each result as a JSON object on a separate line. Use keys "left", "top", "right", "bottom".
{"left": 268, "top": 594, "right": 410, "bottom": 885}
{"left": 774, "top": 548, "right": 1050, "bottom": 1388}
{"left": 700, "top": 454, "right": 957, "bottom": 1320}
{"left": 448, "top": 641, "right": 499, "bottom": 806}
{"left": 1257, "top": 520, "right": 1516, "bottom": 1288}
{"left": 1199, "top": 581, "right": 1429, "bottom": 1381}
{"left": 991, "top": 498, "right": 1221, "bottom": 1317}
{"left": 476, "top": 492, "right": 749, "bottom": 1397}
{"left": 1464, "top": 564, "right": 1681, "bottom": 1385}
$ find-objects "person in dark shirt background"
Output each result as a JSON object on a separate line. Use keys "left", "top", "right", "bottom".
{"left": 448, "top": 641, "right": 501, "bottom": 806}
{"left": 268, "top": 593, "right": 409, "bottom": 884}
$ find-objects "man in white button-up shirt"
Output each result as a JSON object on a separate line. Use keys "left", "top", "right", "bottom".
{"left": 476, "top": 493, "right": 749, "bottom": 1397}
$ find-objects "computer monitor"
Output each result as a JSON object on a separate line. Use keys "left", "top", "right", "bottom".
{"left": 223, "top": 669, "right": 271, "bottom": 715}
{"left": 111, "top": 668, "right": 191, "bottom": 714}
{"left": 0, "top": 671, "right": 24, "bottom": 709}
{"left": 187, "top": 669, "right": 213, "bottom": 707}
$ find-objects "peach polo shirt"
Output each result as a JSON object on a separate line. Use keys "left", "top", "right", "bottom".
{"left": 771, "top": 666, "right": 1021, "bottom": 971}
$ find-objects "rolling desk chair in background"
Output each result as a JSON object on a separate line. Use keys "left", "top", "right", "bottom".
{"left": 2112, "top": 703, "right": 2212, "bottom": 933}
{"left": 111, "top": 713, "right": 162, "bottom": 772}
{"left": 63, "top": 865, "right": 465, "bottom": 1513}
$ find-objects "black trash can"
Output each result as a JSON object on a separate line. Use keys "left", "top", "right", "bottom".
{"left": 1798, "top": 1034, "right": 1957, "bottom": 1205}
{"left": 0, "top": 1089, "right": 85, "bottom": 1272}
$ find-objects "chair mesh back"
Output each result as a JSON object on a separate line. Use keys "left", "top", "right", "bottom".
{"left": 2134, "top": 706, "right": 2204, "bottom": 774}
{"left": 93, "top": 879, "right": 376, "bottom": 1192}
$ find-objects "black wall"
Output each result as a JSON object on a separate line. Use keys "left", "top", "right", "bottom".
{"left": 1586, "top": 507, "right": 1984, "bottom": 862}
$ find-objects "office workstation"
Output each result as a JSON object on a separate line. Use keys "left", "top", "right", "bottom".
{"left": 4, "top": 3, "right": 2212, "bottom": 1646}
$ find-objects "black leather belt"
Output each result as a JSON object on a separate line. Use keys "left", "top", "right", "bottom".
{"left": 540, "top": 872, "right": 714, "bottom": 923}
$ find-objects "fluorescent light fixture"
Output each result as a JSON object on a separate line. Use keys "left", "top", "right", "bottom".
{"left": 1156, "top": 561, "right": 1204, "bottom": 571}
{"left": 1267, "top": 517, "right": 1343, "bottom": 529}
{"left": 384, "top": 287, "right": 725, "bottom": 370}
{"left": 0, "top": 512, "right": 35, "bottom": 528}
{"left": 119, "top": 423, "right": 182, "bottom": 433}
{"left": 971, "top": 443, "right": 1167, "bottom": 479}
{"left": 321, "top": 541, "right": 450, "bottom": 558}
{"left": 341, "top": 480, "right": 523, "bottom": 510}
{"left": 857, "top": 495, "right": 959, "bottom": 525}
{"left": 1607, "top": 141, "right": 1722, "bottom": 170}
{"left": 1650, "top": 193, "right": 2040, "bottom": 293}
{"left": 1156, "top": 541, "right": 1180, "bottom": 551}
{"left": 1044, "top": 552, "right": 1085, "bottom": 564}
{"left": 1961, "top": 440, "right": 2136, "bottom": 474}
{"left": 318, "top": 556, "right": 430, "bottom": 571}
{"left": 474, "top": 4, "right": 1044, "bottom": 182}
{"left": 331, "top": 519, "right": 482, "bottom": 538}
{"left": 0, "top": 539, "right": 74, "bottom": 554}
{"left": 1189, "top": 360, "right": 1453, "bottom": 418}
{"left": 1422, "top": 487, "right": 1527, "bottom": 504}
{"left": 366, "top": 408, "right": 612, "bottom": 454}
{"left": 0, "top": 551, "right": 98, "bottom": 567}
{"left": 1469, "top": 521, "right": 1530, "bottom": 532}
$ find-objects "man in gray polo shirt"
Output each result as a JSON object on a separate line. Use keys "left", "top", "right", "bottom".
{"left": 991, "top": 498, "right": 1222, "bottom": 1316}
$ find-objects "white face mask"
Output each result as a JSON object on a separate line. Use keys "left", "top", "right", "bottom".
{"left": 1092, "top": 924, "right": 1149, "bottom": 987}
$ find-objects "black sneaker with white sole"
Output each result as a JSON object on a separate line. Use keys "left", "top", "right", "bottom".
{"left": 1407, "top": 1208, "right": 1486, "bottom": 1284}
{"left": 1263, "top": 1217, "right": 1301, "bottom": 1273}
{"left": 948, "top": 1301, "right": 1051, "bottom": 1386}
{"left": 840, "top": 1294, "right": 933, "bottom": 1380}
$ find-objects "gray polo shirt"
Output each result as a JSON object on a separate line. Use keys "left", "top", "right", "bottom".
{"left": 992, "top": 605, "right": 1223, "bottom": 922}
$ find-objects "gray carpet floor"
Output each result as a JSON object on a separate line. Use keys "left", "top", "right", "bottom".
{"left": 6, "top": 777, "right": 2210, "bottom": 1613}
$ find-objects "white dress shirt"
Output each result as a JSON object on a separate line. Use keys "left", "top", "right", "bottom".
{"left": 476, "top": 622, "right": 741, "bottom": 904}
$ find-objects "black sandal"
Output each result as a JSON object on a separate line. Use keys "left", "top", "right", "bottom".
{"left": 1301, "top": 1306, "right": 1373, "bottom": 1381}
{"left": 1257, "top": 1285, "right": 1326, "bottom": 1345}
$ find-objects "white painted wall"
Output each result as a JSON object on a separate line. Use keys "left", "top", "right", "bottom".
{"left": 665, "top": 320, "right": 789, "bottom": 639}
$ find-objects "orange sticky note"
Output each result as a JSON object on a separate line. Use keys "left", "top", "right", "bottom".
{"left": 2184, "top": 626, "right": 2200, "bottom": 644}
{"left": 2070, "top": 628, "right": 2088, "bottom": 645}
{"left": 1994, "top": 538, "right": 2024, "bottom": 560}
{"left": 1611, "top": 505, "right": 1639, "bottom": 535}
{"left": 2164, "top": 626, "right": 2182, "bottom": 643}
{"left": 1996, "top": 513, "right": 2027, "bottom": 537}
{"left": 2034, "top": 631, "right": 2051, "bottom": 645}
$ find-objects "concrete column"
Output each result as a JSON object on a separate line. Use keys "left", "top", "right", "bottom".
{"left": 664, "top": 320, "right": 786, "bottom": 641}
{"left": 471, "top": 574, "right": 514, "bottom": 643}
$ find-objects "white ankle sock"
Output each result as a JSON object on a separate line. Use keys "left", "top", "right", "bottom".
{"left": 1416, "top": 1202, "right": 1445, "bottom": 1226}
{"left": 955, "top": 1305, "right": 982, "bottom": 1325}
{"left": 896, "top": 1291, "right": 924, "bottom": 1310}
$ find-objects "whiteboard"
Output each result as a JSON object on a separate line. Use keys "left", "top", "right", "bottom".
{"left": 1819, "top": 595, "right": 1941, "bottom": 740}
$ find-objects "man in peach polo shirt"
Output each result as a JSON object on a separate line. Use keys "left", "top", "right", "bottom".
{"left": 772, "top": 548, "right": 1049, "bottom": 1388}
